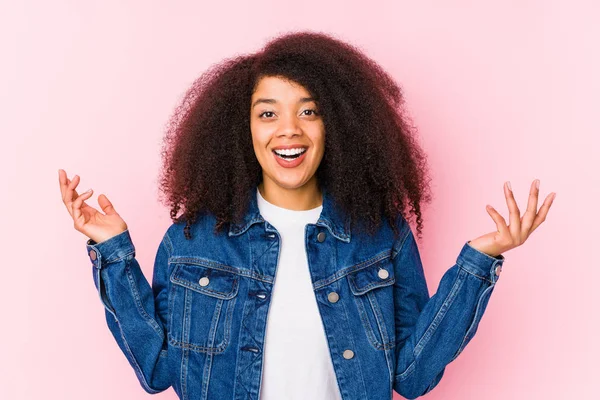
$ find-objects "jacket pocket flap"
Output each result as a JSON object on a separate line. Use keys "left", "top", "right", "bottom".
{"left": 170, "top": 263, "right": 239, "bottom": 300}
{"left": 347, "top": 259, "right": 395, "bottom": 296}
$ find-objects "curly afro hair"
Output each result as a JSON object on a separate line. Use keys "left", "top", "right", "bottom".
{"left": 158, "top": 30, "right": 433, "bottom": 242}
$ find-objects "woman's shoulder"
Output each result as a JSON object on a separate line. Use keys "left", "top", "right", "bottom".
{"left": 163, "top": 212, "right": 223, "bottom": 243}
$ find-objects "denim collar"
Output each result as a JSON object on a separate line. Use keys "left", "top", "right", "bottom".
{"left": 228, "top": 185, "right": 351, "bottom": 243}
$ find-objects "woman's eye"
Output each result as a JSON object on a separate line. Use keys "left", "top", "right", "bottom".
{"left": 259, "top": 109, "right": 318, "bottom": 119}
{"left": 259, "top": 111, "right": 275, "bottom": 118}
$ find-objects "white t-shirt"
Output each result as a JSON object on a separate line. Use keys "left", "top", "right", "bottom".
{"left": 257, "top": 189, "right": 343, "bottom": 400}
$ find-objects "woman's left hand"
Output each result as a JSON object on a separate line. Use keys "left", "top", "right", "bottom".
{"left": 468, "top": 179, "right": 556, "bottom": 258}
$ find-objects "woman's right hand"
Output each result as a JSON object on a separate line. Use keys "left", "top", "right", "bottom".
{"left": 58, "top": 169, "right": 128, "bottom": 244}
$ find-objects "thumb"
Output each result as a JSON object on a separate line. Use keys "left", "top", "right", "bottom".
{"left": 98, "top": 194, "right": 117, "bottom": 215}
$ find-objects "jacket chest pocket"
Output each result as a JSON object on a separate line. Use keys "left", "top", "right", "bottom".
{"left": 168, "top": 262, "right": 239, "bottom": 354}
{"left": 347, "top": 257, "right": 396, "bottom": 351}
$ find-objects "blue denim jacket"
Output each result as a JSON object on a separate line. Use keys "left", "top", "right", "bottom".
{"left": 85, "top": 185, "right": 505, "bottom": 399}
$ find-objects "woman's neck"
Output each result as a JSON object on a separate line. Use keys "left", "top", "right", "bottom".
{"left": 258, "top": 178, "right": 322, "bottom": 211}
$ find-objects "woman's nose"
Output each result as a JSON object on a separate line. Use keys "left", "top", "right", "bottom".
{"left": 277, "top": 114, "right": 302, "bottom": 137}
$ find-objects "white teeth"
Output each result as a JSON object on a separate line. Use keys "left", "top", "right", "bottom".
{"left": 273, "top": 147, "right": 306, "bottom": 156}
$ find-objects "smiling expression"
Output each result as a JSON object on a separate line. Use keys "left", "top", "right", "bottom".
{"left": 250, "top": 75, "right": 325, "bottom": 192}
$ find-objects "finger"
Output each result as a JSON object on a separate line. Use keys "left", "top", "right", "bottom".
{"left": 520, "top": 179, "right": 540, "bottom": 237}
{"left": 65, "top": 175, "right": 81, "bottom": 216}
{"left": 528, "top": 192, "right": 556, "bottom": 235}
{"left": 64, "top": 174, "right": 80, "bottom": 203}
{"left": 486, "top": 204, "right": 510, "bottom": 237}
{"left": 504, "top": 181, "right": 522, "bottom": 242}
{"left": 66, "top": 177, "right": 82, "bottom": 199}
{"left": 59, "top": 171, "right": 78, "bottom": 202}
{"left": 68, "top": 177, "right": 96, "bottom": 216}
{"left": 63, "top": 176, "right": 74, "bottom": 216}
{"left": 72, "top": 188, "right": 94, "bottom": 226}
{"left": 58, "top": 169, "right": 66, "bottom": 198}
{"left": 98, "top": 194, "right": 117, "bottom": 215}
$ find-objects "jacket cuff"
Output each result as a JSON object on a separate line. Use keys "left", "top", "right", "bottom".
{"left": 456, "top": 241, "right": 505, "bottom": 284}
{"left": 86, "top": 229, "right": 135, "bottom": 269}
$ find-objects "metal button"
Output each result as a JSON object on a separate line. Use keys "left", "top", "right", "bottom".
{"left": 89, "top": 250, "right": 97, "bottom": 261}
{"left": 495, "top": 265, "right": 502, "bottom": 277}
{"left": 377, "top": 268, "right": 389, "bottom": 279}
{"left": 327, "top": 292, "right": 339, "bottom": 303}
{"left": 317, "top": 232, "right": 326, "bottom": 242}
{"left": 199, "top": 277, "right": 210, "bottom": 286}
{"left": 342, "top": 349, "right": 354, "bottom": 359}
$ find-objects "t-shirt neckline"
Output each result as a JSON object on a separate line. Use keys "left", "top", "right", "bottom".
{"left": 256, "top": 188, "right": 323, "bottom": 223}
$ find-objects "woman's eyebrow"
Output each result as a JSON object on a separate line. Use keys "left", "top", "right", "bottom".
{"left": 251, "top": 97, "right": 315, "bottom": 109}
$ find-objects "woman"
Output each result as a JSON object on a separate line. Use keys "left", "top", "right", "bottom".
{"left": 58, "top": 31, "right": 555, "bottom": 399}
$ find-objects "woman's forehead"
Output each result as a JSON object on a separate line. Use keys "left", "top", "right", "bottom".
{"left": 252, "top": 76, "right": 312, "bottom": 99}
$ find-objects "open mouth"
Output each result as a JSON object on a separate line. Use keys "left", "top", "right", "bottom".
{"left": 272, "top": 148, "right": 307, "bottom": 160}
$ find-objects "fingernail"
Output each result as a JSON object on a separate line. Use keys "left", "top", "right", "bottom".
{"left": 506, "top": 181, "right": 512, "bottom": 191}
{"left": 84, "top": 188, "right": 92, "bottom": 193}
{"left": 535, "top": 179, "right": 540, "bottom": 190}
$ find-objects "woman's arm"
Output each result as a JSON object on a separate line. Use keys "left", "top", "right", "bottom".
{"left": 391, "top": 218, "right": 504, "bottom": 399}
{"left": 86, "top": 228, "right": 172, "bottom": 394}
{"left": 392, "top": 179, "right": 554, "bottom": 398}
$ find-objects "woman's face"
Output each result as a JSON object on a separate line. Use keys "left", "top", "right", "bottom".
{"left": 250, "top": 75, "right": 325, "bottom": 192}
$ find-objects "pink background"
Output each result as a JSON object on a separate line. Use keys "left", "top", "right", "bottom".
{"left": 2, "top": 0, "right": 598, "bottom": 398}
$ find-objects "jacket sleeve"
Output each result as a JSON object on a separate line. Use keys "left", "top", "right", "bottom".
{"left": 391, "top": 218, "right": 505, "bottom": 399}
{"left": 86, "top": 228, "right": 173, "bottom": 394}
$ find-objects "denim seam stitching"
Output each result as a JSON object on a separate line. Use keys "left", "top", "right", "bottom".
{"left": 348, "top": 276, "right": 395, "bottom": 295}
{"left": 201, "top": 352, "right": 213, "bottom": 400}
{"left": 180, "top": 346, "right": 189, "bottom": 400}
{"left": 167, "top": 339, "right": 229, "bottom": 354}
{"left": 391, "top": 223, "right": 411, "bottom": 260}
{"left": 168, "top": 258, "right": 273, "bottom": 284}
{"left": 102, "top": 249, "right": 135, "bottom": 265}
{"left": 180, "top": 289, "right": 190, "bottom": 400}
{"left": 338, "top": 283, "right": 369, "bottom": 398}
{"left": 163, "top": 230, "right": 174, "bottom": 256}
{"left": 313, "top": 249, "right": 392, "bottom": 290}
{"left": 96, "top": 268, "right": 117, "bottom": 319}
{"left": 458, "top": 265, "right": 494, "bottom": 284}
{"left": 201, "top": 300, "right": 221, "bottom": 400}
{"left": 451, "top": 283, "right": 495, "bottom": 362}
{"left": 234, "top": 298, "right": 262, "bottom": 397}
{"left": 124, "top": 259, "right": 164, "bottom": 340}
{"left": 353, "top": 290, "right": 380, "bottom": 349}
{"left": 117, "top": 320, "right": 161, "bottom": 393}
{"left": 413, "top": 268, "right": 466, "bottom": 359}
{"left": 170, "top": 267, "right": 240, "bottom": 300}
{"left": 367, "top": 290, "right": 395, "bottom": 350}
{"left": 208, "top": 298, "right": 223, "bottom": 349}
{"left": 395, "top": 268, "right": 465, "bottom": 381}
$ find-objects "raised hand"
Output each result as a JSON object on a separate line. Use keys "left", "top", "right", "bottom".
{"left": 468, "top": 179, "right": 556, "bottom": 258}
{"left": 58, "top": 169, "right": 128, "bottom": 244}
